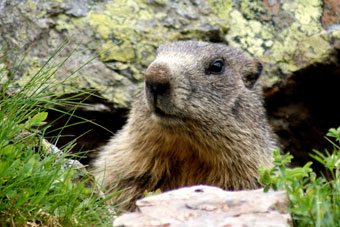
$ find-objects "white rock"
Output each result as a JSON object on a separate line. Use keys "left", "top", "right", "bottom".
{"left": 113, "top": 185, "right": 292, "bottom": 227}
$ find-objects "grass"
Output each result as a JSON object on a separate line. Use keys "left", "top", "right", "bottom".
{"left": 260, "top": 127, "right": 340, "bottom": 227}
{"left": 0, "top": 42, "right": 115, "bottom": 226}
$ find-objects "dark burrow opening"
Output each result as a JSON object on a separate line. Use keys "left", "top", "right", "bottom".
{"left": 265, "top": 56, "right": 340, "bottom": 173}
{"left": 45, "top": 56, "right": 340, "bottom": 174}
{"left": 45, "top": 95, "right": 129, "bottom": 166}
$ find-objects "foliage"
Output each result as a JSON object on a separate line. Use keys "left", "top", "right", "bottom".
{"left": 0, "top": 43, "right": 115, "bottom": 226}
{"left": 144, "top": 188, "right": 162, "bottom": 197}
{"left": 260, "top": 127, "right": 340, "bottom": 227}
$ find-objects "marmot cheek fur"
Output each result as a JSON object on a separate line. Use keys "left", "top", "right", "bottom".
{"left": 92, "top": 41, "right": 278, "bottom": 210}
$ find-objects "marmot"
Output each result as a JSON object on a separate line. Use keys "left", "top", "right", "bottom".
{"left": 92, "top": 41, "right": 278, "bottom": 210}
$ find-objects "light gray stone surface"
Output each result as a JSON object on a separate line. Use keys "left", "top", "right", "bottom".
{"left": 114, "top": 185, "right": 292, "bottom": 227}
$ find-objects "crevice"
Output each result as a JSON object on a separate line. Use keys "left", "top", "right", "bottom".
{"left": 45, "top": 94, "right": 129, "bottom": 166}
{"left": 265, "top": 51, "right": 340, "bottom": 172}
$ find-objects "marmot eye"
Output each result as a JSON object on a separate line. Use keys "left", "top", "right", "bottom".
{"left": 206, "top": 59, "right": 225, "bottom": 75}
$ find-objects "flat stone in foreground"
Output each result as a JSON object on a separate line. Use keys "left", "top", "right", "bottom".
{"left": 114, "top": 185, "right": 292, "bottom": 227}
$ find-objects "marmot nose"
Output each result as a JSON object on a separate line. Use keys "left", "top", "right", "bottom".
{"left": 144, "top": 63, "right": 170, "bottom": 96}
{"left": 145, "top": 81, "right": 169, "bottom": 96}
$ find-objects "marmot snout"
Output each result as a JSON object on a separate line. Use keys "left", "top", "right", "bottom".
{"left": 144, "top": 63, "right": 171, "bottom": 114}
{"left": 92, "top": 41, "right": 278, "bottom": 210}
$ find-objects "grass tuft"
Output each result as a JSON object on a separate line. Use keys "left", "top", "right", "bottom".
{"left": 0, "top": 42, "right": 115, "bottom": 226}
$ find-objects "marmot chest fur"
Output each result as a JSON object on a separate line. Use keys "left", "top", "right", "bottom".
{"left": 92, "top": 41, "right": 278, "bottom": 210}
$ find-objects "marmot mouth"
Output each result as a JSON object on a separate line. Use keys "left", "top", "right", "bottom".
{"left": 154, "top": 106, "right": 170, "bottom": 117}
{"left": 153, "top": 106, "right": 184, "bottom": 122}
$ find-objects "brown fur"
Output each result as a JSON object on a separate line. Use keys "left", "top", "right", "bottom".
{"left": 92, "top": 41, "right": 278, "bottom": 210}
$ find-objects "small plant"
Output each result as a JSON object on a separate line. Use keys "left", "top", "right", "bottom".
{"left": 260, "top": 127, "right": 340, "bottom": 227}
{"left": 144, "top": 188, "right": 162, "bottom": 197}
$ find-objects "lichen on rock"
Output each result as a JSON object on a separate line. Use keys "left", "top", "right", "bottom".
{"left": 0, "top": 0, "right": 339, "bottom": 105}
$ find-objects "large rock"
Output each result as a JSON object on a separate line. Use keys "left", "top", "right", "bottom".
{"left": 1, "top": 0, "right": 339, "bottom": 107}
{"left": 114, "top": 185, "right": 292, "bottom": 227}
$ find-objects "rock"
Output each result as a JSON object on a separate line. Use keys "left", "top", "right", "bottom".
{"left": 0, "top": 0, "right": 226, "bottom": 107}
{"left": 41, "top": 139, "right": 85, "bottom": 171}
{"left": 113, "top": 185, "right": 292, "bottom": 227}
{"left": 1, "top": 0, "right": 339, "bottom": 107}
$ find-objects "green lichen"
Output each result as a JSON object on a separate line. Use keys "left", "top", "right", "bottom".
{"left": 282, "top": 0, "right": 322, "bottom": 30}
{"left": 207, "top": 0, "right": 233, "bottom": 21}
{"left": 56, "top": 14, "right": 88, "bottom": 32}
{"left": 89, "top": 0, "right": 156, "bottom": 63}
{"left": 4, "top": 0, "right": 338, "bottom": 108}
{"left": 84, "top": 0, "right": 228, "bottom": 105}
{"left": 218, "top": 0, "right": 335, "bottom": 85}
{"left": 89, "top": 0, "right": 226, "bottom": 63}
{"left": 26, "top": 0, "right": 38, "bottom": 12}
{"left": 112, "top": 88, "right": 128, "bottom": 107}
{"left": 21, "top": 57, "right": 43, "bottom": 84}
{"left": 267, "top": 0, "right": 331, "bottom": 73}
{"left": 239, "top": 0, "right": 266, "bottom": 20}
{"left": 98, "top": 41, "right": 135, "bottom": 62}
{"left": 225, "top": 9, "right": 274, "bottom": 57}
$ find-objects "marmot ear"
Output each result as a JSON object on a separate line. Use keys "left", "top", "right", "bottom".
{"left": 242, "top": 61, "right": 262, "bottom": 89}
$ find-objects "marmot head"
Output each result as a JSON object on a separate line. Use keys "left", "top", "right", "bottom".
{"left": 143, "top": 41, "right": 263, "bottom": 127}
